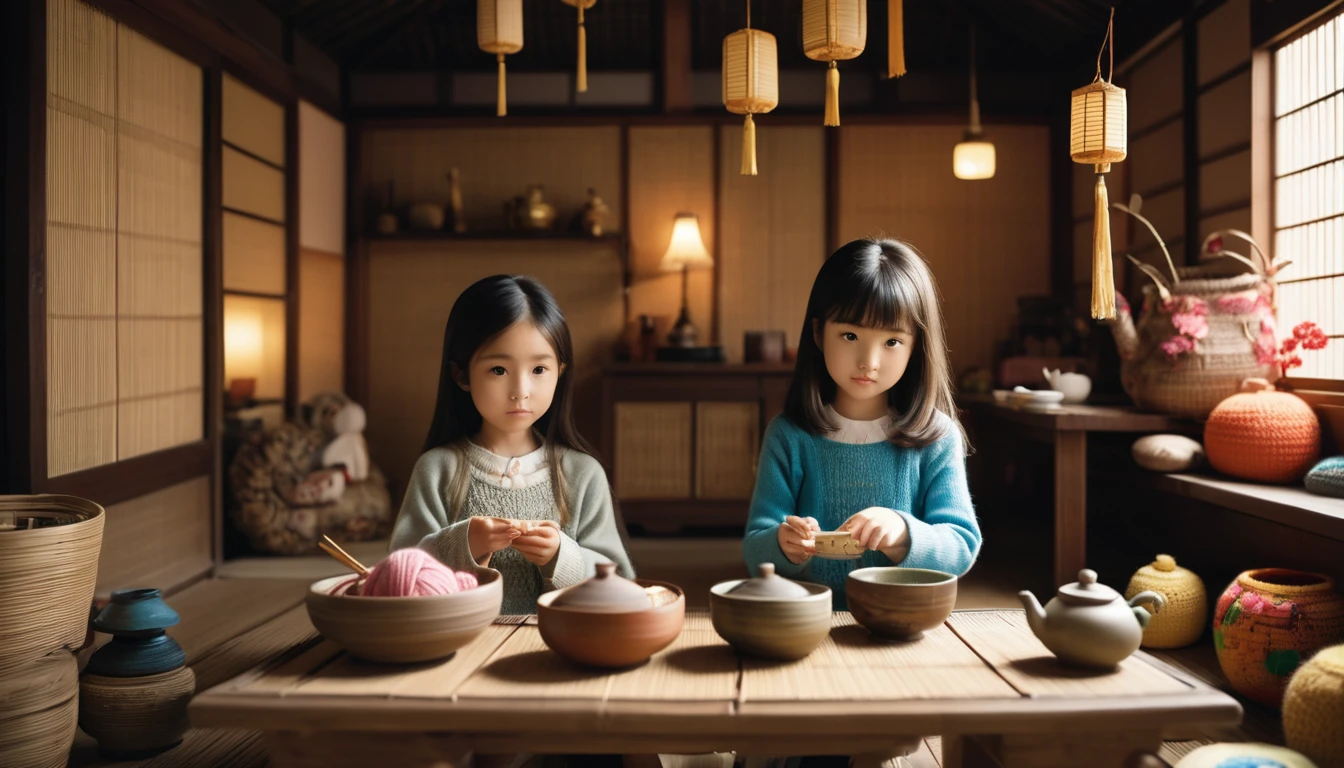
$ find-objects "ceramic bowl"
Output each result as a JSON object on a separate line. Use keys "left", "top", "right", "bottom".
{"left": 846, "top": 567, "right": 958, "bottom": 640}
{"left": 813, "top": 532, "right": 865, "bottom": 560}
{"left": 1008, "top": 389, "right": 1065, "bottom": 412}
{"left": 306, "top": 568, "right": 503, "bottom": 663}
{"left": 709, "top": 579, "right": 831, "bottom": 660}
{"left": 1048, "top": 373, "right": 1092, "bottom": 404}
{"left": 537, "top": 580, "right": 685, "bottom": 668}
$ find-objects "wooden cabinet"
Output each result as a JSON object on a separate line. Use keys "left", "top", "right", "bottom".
{"left": 600, "top": 363, "right": 794, "bottom": 533}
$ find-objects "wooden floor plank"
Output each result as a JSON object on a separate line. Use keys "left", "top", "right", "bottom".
{"left": 191, "top": 603, "right": 318, "bottom": 694}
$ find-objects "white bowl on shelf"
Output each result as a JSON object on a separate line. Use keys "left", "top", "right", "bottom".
{"left": 1008, "top": 388, "right": 1065, "bottom": 412}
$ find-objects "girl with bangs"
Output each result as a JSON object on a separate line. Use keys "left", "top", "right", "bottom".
{"left": 743, "top": 238, "right": 982, "bottom": 609}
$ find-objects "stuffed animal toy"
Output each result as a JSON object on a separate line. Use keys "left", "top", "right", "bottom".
{"left": 322, "top": 400, "right": 370, "bottom": 483}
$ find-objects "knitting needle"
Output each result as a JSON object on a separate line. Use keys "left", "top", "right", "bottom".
{"left": 319, "top": 536, "right": 369, "bottom": 575}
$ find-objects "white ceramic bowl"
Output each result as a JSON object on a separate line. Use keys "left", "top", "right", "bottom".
{"left": 1048, "top": 373, "right": 1092, "bottom": 404}
{"left": 1008, "top": 389, "right": 1065, "bottom": 408}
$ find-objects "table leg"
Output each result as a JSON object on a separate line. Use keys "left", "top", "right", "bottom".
{"left": 1053, "top": 430, "right": 1087, "bottom": 587}
{"left": 267, "top": 731, "right": 471, "bottom": 768}
{"left": 940, "top": 736, "right": 998, "bottom": 768}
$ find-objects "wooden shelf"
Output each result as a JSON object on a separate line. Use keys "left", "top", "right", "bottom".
{"left": 364, "top": 230, "right": 624, "bottom": 244}
{"left": 1133, "top": 472, "right": 1344, "bottom": 542}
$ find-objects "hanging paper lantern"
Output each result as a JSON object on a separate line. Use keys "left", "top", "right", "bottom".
{"left": 561, "top": 0, "right": 596, "bottom": 93}
{"left": 802, "top": 0, "right": 866, "bottom": 127}
{"left": 477, "top": 0, "right": 523, "bottom": 117}
{"left": 887, "top": 0, "right": 905, "bottom": 79}
{"left": 723, "top": 1, "right": 778, "bottom": 176}
{"left": 1071, "top": 8, "right": 1127, "bottom": 320}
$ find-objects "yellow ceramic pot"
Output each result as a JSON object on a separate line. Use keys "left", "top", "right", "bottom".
{"left": 1284, "top": 644, "right": 1344, "bottom": 767}
{"left": 1125, "top": 554, "right": 1207, "bottom": 648}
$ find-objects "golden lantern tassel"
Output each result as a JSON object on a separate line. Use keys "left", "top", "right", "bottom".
{"left": 741, "top": 114, "right": 758, "bottom": 176}
{"left": 577, "top": 5, "right": 588, "bottom": 93}
{"left": 887, "top": 0, "right": 905, "bottom": 79}
{"left": 1091, "top": 172, "right": 1116, "bottom": 320}
{"left": 825, "top": 62, "right": 840, "bottom": 127}
{"left": 496, "top": 54, "right": 507, "bottom": 117}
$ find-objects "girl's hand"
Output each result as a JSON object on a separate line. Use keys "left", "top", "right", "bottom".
{"left": 840, "top": 507, "right": 909, "bottom": 559}
{"left": 511, "top": 522, "right": 560, "bottom": 566}
{"left": 468, "top": 516, "right": 520, "bottom": 562}
{"left": 777, "top": 515, "right": 820, "bottom": 565}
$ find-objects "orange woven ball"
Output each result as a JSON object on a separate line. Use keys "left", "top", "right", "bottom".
{"left": 1204, "top": 382, "right": 1320, "bottom": 484}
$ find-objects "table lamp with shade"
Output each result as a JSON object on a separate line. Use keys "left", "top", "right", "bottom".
{"left": 660, "top": 212, "right": 714, "bottom": 349}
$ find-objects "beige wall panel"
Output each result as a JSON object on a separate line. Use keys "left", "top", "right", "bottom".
{"left": 223, "top": 73, "right": 285, "bottom": 166}
{"left": 1198, "top": 70, "right": 1253, "bottom": 155}
{"left": 223, "top": 212, "right": 286, "bottom": 295}
{"left": 118, "top": 318, "right": 203, "bottom": 458}
{"left": 695, "top": 402, "right": 759, "bottom": 500}
{"left": 299, "top": 248, "right": 346, "bottom": 401}
{"left": 1128, "top": 37, "right": 1184, "bottom": 131}
{"left": 837, "top": 124, "right": 1051, "bottom": 373}
{"left": 718, "top": 125, "right": 826, "bottom": 363}
{"left": 47, "top": 0, "right": 116, "bottom": 116}
{"left": 97, "top": 476, "right": 213, "bottom": 598}
{"left": 627, "top": 126, "right": 715, "bottom": 343}
{"left": 366, "top": 240, "right": 624, "bottom": 494}
{"left": 47, "top": 318, "right": 117, "bottom": 476}
{"left": 1199, "top": 149, "right": 1253, "bottom": 212}
{"left": 614, "top": 403, "right": 692, "bottom": 500}
{"left": 118, "top": 26, "right": 202, "bottom": 149}
{"left": 299, "top": 101, "right": 345, "bottom": 254}
{"left": 361, "top": 127, "right": 622, "bottom": 234}
{"left": 1129, "top": 119, "right": 1185, "bottom": 194}
{"left": 1198, "top": 0, "right": 1251, "bottom": 86}
{"left": 224, "top": 147, "right": 286, "bottom": 223}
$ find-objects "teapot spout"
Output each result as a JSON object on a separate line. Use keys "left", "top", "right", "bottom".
{"left": 1018, "top": 590, "right": 1047, "bottom": 635}
{"left": 1127, "top": 590, "right": 1166, "bottom": 629}
{"left": 1107, "top": 293, "right": 1139, "bottom": 361}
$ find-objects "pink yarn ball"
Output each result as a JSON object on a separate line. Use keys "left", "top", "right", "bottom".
{"left": 360, "top": 548, "right": 478, "bottom": 597}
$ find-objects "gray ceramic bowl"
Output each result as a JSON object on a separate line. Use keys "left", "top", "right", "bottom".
{"left": 306, "top": 569, "right": 502, "bottom": 663}
{"left": 709, "top": 579, "right": 832, "bottom": 660}
{"left": 846, "top": 567, "right": 957, "bottom": 640}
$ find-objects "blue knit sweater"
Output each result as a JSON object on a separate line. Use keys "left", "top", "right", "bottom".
{"left": 743, "top": 413, "right": 982, "bottom": 610}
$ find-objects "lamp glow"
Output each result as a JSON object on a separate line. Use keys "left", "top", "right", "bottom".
{"left": 953, "top": 140, "right": 996, "bottom": 180}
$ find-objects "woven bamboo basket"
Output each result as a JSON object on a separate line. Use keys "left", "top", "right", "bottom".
{"left": 1111, "top": 264, "right": 1278, "bottom": 419}
{"left": 0, "top": 651, "right": 80, "bottom": 768}
{"left": 0, "top": 495, "right": 105, "bottom": 675}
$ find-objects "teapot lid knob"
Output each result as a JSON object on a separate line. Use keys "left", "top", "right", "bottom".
{"left": 1057, "top": 568, "right": 1119, "bottom": 605}
{"left": 1078, "top": 569, "right": 1098, "bottom": 586}
{"left": 1154, "top": 555, "right": 1176, "bottom": 572}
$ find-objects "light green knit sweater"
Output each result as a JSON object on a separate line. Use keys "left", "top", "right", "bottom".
{"left": 390, "top": 445, "right": 635, "bottom": 614}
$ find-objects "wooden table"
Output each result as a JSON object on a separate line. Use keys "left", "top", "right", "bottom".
{"left": 964, "top": 401, "right": 1187, "bottom": 586}
{"left": 191, "top": 610, "right": 1241, "bottom": 768}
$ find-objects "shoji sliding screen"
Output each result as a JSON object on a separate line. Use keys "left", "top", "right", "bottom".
{"left": 46, "top": 0, "right": 204, "bottom": 477}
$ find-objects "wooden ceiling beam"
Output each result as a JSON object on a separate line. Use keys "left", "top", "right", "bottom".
{"left": 348, "top": 0, "right": 446, "bottom": 68}
{"left": 662, "top": 0, "right": 692, "bottom": 113}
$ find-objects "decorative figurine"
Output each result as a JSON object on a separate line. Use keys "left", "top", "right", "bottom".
{"left": 572, "top": 187, "right": 610, "bottom": 237}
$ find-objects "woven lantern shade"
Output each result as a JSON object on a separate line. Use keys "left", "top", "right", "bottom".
{"left": 477, "top": 0, "right": 523, "bottom": 116}
{"left": 723, "top": 2, "right": 778, "bottom": 176}
{"left": 802, "top": 0, "right": 866, "bottom": 126}
{"left": 561, "top": 0, "right": 597, "bottom": 93}
{"left": 1072, "top": 9, "right": 1127, "bottom": 320}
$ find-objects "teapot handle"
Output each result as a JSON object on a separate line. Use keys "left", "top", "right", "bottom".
{"left": 1127, "top": 590, "right": 1166, "bottom": 613}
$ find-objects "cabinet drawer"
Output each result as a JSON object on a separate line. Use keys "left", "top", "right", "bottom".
{"left": 613, "top": 402, "right": 692, "bottom": 500}
{"left": 695, "top": 402, "right": 759, "bottom": 500}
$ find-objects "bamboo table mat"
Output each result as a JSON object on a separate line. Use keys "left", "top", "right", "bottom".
{"left": 192, "top": 609, "right": 1241, "bottom": 740}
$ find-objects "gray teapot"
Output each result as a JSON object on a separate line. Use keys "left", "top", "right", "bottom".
{"left": 1019, "top": 569, "right": 1166, "bottom": 669}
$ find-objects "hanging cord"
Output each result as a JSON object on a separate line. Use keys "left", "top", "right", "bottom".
{"left": 968, "top": 24, "right": 980, "bottom": 134}
{"left": 1093, "top": 7, "right": 1115, "bottom": 84}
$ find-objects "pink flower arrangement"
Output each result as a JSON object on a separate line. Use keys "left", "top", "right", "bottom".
{"left": 1159, "top": 296, "right": 1210, "bottom": 359}
{"left": 1216, "top": 292, "right": 1259, "bottom": 314}
{"left": 1256, "top": 321, "right": 1330, "bottom": 376}
{"left": 1160, "top": 336, "right": 1196, "bottom": 356}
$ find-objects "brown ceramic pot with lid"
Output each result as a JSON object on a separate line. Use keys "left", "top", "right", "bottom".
{"left": 537, "top": 563, "right": 685, "bottom": 668}
{"left": 711, "top": 563, "right": 832, "bottom": 660}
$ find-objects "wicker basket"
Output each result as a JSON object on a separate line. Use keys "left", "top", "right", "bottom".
{"left": 0, "top": 652, "right": 80, "bottom": 768}
{"left": 1110, "top": 264, "right": 1278, "bottom": 419}
{"left": 0, "top": 495, "right": 105, "bottom": 675}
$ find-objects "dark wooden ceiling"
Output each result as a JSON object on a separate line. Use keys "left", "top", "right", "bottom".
{"left": 265, "top": 0, "right": 1189, "bottom": 77}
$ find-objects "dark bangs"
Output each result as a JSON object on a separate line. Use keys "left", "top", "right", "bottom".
{"left": 823, "top": 254, "right": 923, "bottom": 334}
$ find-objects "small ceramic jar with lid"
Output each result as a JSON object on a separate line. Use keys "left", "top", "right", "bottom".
{"left": 710, "top": 563, "right": 832, "bottom": 660}
{"left": 537, "top": 562, "right": 685, "bottom": 667}
{"left": 1125, "top": 554, "right": 1207, "bottom": 649}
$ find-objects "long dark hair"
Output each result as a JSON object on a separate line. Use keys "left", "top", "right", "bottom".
{"left": 783, "top": 238, "right": 963, "bottom": 450}
{"left": 422, "top": 275, "right": 593, "bottom": 524}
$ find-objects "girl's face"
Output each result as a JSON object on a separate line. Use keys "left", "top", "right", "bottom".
{"left": 460, "top": 320, "right": 565, "bottom": 437}
{"left": 815, "top": 319, "right": 915, "bottom": 409}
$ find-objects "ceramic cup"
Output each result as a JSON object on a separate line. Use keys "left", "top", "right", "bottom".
{"left": 846, "top": 567, "right": 958, "bottom": 640}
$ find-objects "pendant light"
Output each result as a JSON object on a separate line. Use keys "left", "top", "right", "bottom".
{"left": 1071, "top": 8, "right": 1127, "bottom": 320}
{"left": 953, "top": 24, "right": 995, "bottom": 180}
{"left": 802, "top": 0, "right": 866, "bottom": 126}
{"left": 723, "top": 0, "right": 778, "bottom": 175}
{"left": 561, "top": 0, "right": 596, "bottom": 93}
{"left": 477, "top": 0, "right": 523, "bottom": 117}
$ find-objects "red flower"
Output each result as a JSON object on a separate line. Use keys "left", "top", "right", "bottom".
{"left": 1207, "top": 236, "right": 1224, "bottom": 254}
{"left": 1161, "top": 335, "right": 1196, "bottom": 357}
{"left": 1172, "top": 312, "right": 1210, "bottom": 339}
{"left": 1282, "top": 336, "right": 1299, "bottom": 353}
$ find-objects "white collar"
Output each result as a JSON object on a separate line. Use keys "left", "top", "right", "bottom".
{"left": 465, "top": 441, "right": 550, "bottom": 488}
{"left": 823, "top": 405, "right": 895, "bottom": 445}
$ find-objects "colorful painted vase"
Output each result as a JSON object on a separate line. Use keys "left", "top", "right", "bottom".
{"left": 1126, "top": 554, "right": 1207, "bottom": 649}
{"left": 1173, "top": 742, "right": 1319, "bottom": 768}
{"left": 1284, "top": 643, "right": 1344, "bottom": 767}
{"left": 1214, "top": 569, "right": 1344, "bottom": 708}
{"left": 79, "top": 588, "right": 194, "bottom": 756}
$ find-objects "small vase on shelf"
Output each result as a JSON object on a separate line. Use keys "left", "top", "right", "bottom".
{"left": 79, "top": 588, "right": 195, "bottom": 757}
